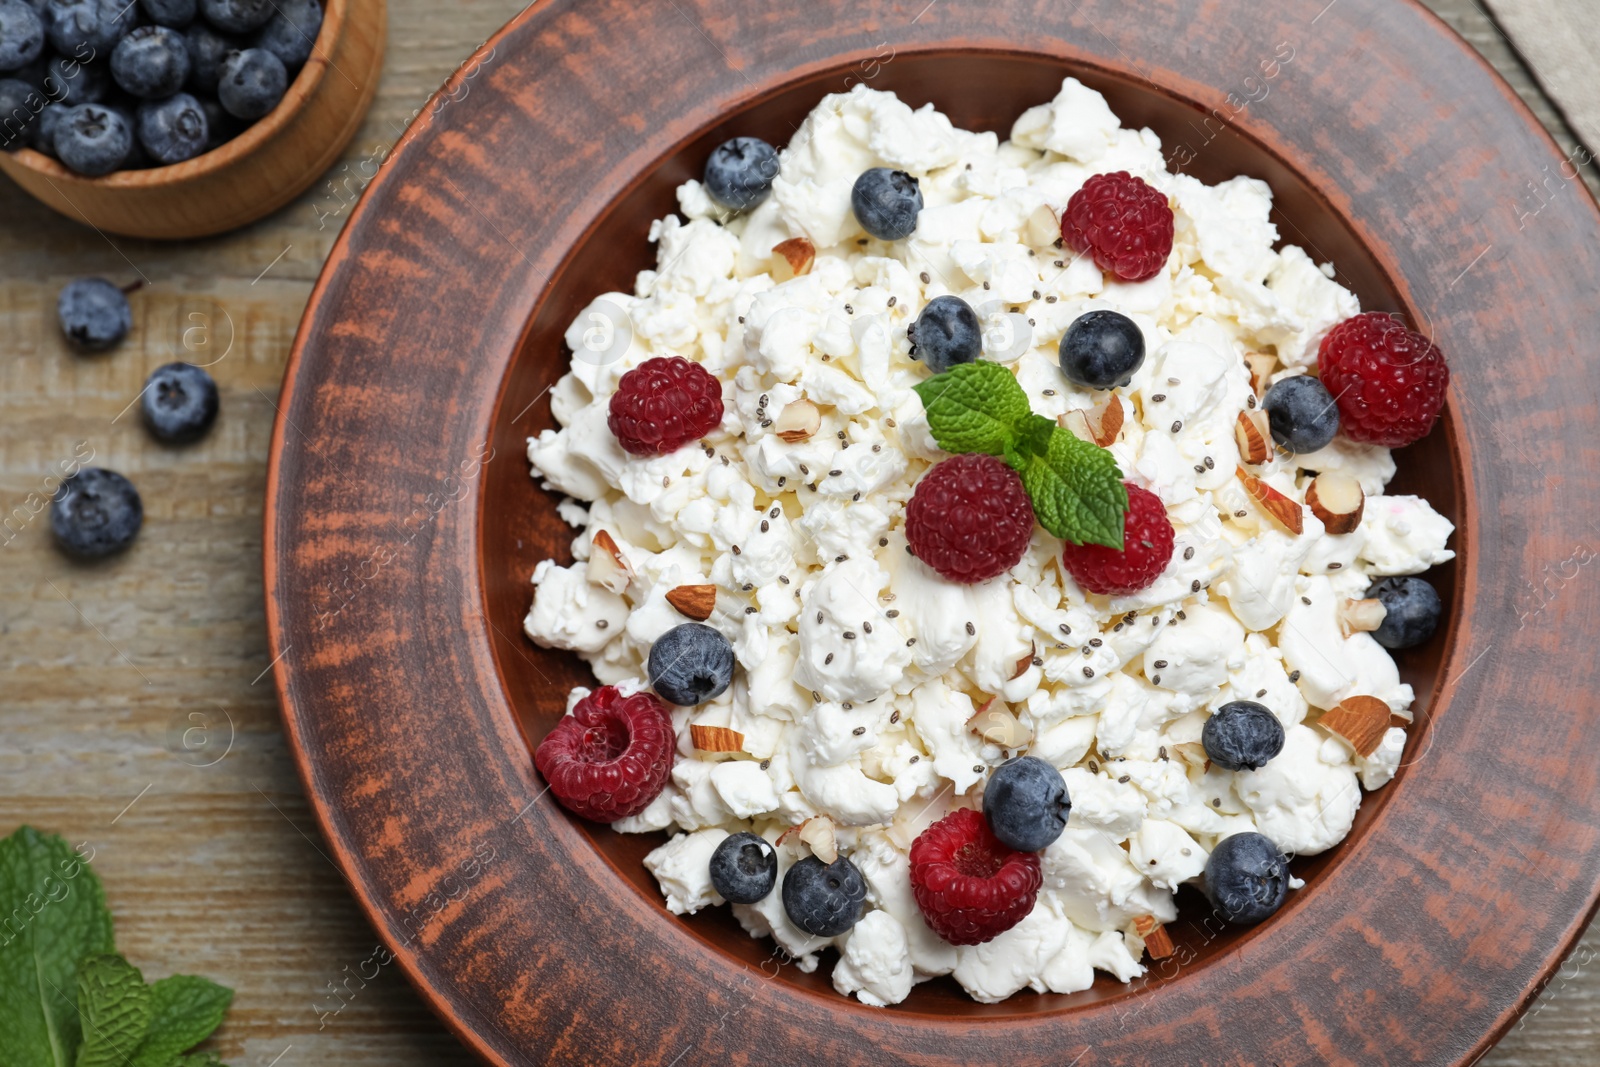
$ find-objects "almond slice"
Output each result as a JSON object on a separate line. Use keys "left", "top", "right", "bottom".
{"left": 1306, "top": 471, "right": 1365, "bottom": 534}
{"left": 1059, "top": 394, "right": 1124, "bottom": 448}
{"left": 970, "top": 698, "right": 1032, "bottom": 749}
{"left": 1319, "top": 695, "right": 1390, "bottom": 757}
{"left": 1236, "top": 466, "right": 1303, "bottom": 535}
{"left": 1339, "top": 597, "right": 1387, "bottom": 637}
{"left": 665, "top": 584, "right": 717, "bottom": 621}
{"left": 587, "top": 530, "right": 634, "bottom": 593}
{"left": 1132, "top": 914, "right": 1176, "bottom": 960}
{"left": 1024, "top": 203, "right": 1060, "bottom": 248}
{"left": 1244, "top": 352, "right": 1276, "bottom": 398}
{"left": 772, "top": 236, "right": 815, "bottom": 277}
{"left": 772, "top": 398, "right": 821, "bottom": 443}
{"left": 798, "top": 815, "right": 838, "bottom": 863}
{"left": 689, "top": 724, "right": 745, "bottom": 753}
{"left": 1011, "top": 643, "right": 1038, "bottom": 681}
{"left": 1234, "top": 410, "right": 1271, "bottom": 465}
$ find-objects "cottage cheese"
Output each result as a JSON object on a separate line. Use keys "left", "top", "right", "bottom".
{"left": 524, "top": 79, "right": 1454, "bottom": 1005}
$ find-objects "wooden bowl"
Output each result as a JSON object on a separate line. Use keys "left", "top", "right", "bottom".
{"left": 0, "top": 0, "right": 385, "bottom": 240}
{"left": 265, "top": 0, "right": 1600, "bottom": 1063}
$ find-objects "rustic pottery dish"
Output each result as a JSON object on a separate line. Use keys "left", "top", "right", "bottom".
{"left": 265, "top": 0, "right": 1600, "bottom": 1063}
{"left": 0, "top": 0, "right": 386, "bottom": 240}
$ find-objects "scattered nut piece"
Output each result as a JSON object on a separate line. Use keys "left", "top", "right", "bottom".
{"left": 1011, "top": 643, "right": 1038, "bottom": 681}
{"left": 1339, "top": 597, "right": 1387, "bottom": 637}
{"left": 1307, "top": 471, "right": 1365, "bottom": 534}
{"left": 689, "top": 724, "right": 745, "bottom": 753}
{"left": 798, "top": 816, "right": 838, "bottom": 864}
{"left": 970, "top": 698, "right": 1032, "bottom": 748}
{"left": 1057, "top": 394, "right": 1124, "bottom": 447}
{"left": 773, "top": 398, "right": 821, "bottom": 443}
{"left": 1024, "top": 203, "right": 1060, "bottom": 247}
{"left": 772, "top": 236, "right": 815, "bottom": 276}
{"left": 1234, "top": 410, "right": 1271, "bottom": 465}
{"left": 1244, "top": 351, "right": 1276, "bottom": 397}
{"left": 666, "top": 584, "right": 717, "bottom": 621}
{"left": 587, "top": 530, "right": 634, "bottom": 593}
{"left": 1319, "top": 695, "right": 1391, "bottom": 757}
{"left": 1236, "top": 466, "right": 1303, "bottom": 535}
{"left": 1133, "top": 914, "right": 1176, "bottom": 960}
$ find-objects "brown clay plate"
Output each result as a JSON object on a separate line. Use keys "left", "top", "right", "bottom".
{"left": 265, "top": 0, "right": 1600, "bottom": 1063}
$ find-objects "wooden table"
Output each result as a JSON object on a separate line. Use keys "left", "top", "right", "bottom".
{"left": 2, "top": 1, "right": 1593, "bottom": 1063}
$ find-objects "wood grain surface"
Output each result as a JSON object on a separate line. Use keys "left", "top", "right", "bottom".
{"left": 1, "top": 1, "right": 1596, "bottom": 1064}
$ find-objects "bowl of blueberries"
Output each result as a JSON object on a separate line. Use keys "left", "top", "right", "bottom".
{"left": 0, "top": 0, "right": 385, "bottom": 239}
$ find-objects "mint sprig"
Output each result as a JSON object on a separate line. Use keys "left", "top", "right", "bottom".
{"left": 913, "top": 362, "right": 1129, "bottom": 549}
{"left": 0, "top": 827, "right": 235, "bottom": 1067}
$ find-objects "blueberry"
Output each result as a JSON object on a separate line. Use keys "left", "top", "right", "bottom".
{"left": 57, "top": 276, "right": 131, "bottom": 351}
{"left": 45, "top": 0, "right": 137, "bottom": 56}
{"left": 54, "top": 100, "right": 129, "bottom": 174}
{"left": 1204, "top": 831, "right": 1289, "bottom": 925}
{"left": 136, "top": 90, "right": 206, "bottom": 163}
{"left": 28, "top": 97, "right": 62, "bottom": 154}
{"left": 1059, "top": 309, "right": 1145, "bottom": 390}
{"left": 781, "top": 855, "right": 866, "bottom": 937}
{"left": 709, "top": 831, "right": 778, "bottom": 905}
{"left": 1262, "top": 374, "right": 1339, "bottom": 454}
{"left": 216, "top": 46, "right": 283, "bottom": 120}
{"left": 0, "top": 0, "right": 45, "bottom": 73}
{"left": 139, "top": 0, "right": 196, "bottom": 27}
{"left": 182, "top": 22, "right": 235, "bottom": 94}
{"left": 1202, "top": 700, "right": 1285, "bottom": 772}
{"left": 0, "top": 75, "right": 41, "bottom": 149}
{"left": 252, "top": 0, "right": 320, "bottom": 71}
{"left": 984, "top": 756, "right": 1071, "bottom": 852}
{"left": 851, "top": 167, "right": 922, "bottom": 240}
{"left": 702, "top": 135, "right": 777, "bottom": 212}
{"left": 197, "top": 92, "right": 240, "bottom": 148}
{"left": 1366, "top": 575, "right": 1442, "bottom": 650}
{"left": 44, "top": 54, "right": 109, "bottom": 106}
{"left": 198, "top": 0, "right": 272, "bottom": 34}
{"left": 907, "top": 295, "right": 982, "bottom": 374}
{"left": 647, "top": 622, "right": 735, "bottom": 706}
{"left": 111, "top": 25, "right": 190, "bottom": 98}
{"left": 51, "top": 467, "right": 142, "bottom": 558}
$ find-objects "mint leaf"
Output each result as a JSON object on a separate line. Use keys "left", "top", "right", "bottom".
{"left": 130, "top": 976, "right": 232, "bottom": 1067}
{"left": 0, "top": 827, "right": 115, "bottom": 1067}
{"left": 912, "top": 361, "right": 1031, "bottom": 458}
{"left": 1014, "top": 427, "right": 1129, "bottom": 548}
{"left": 75, "top": 955, "right": 153, "bottom": 1067}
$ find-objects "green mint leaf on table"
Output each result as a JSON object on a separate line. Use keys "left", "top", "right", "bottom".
{"left": 130, "top": 976, "right": 233, "bottom": 1067}
{"left": 915, "top": 363, "right": 1129, "bottom": 549}
{"left": 0, "top": 826, "right": 115, "bottom": 1067}
{"left": 75, "top": 954, "right": 153, "bottom": 1067}
{"left": 912, "top": 360, "right": 1032, "bottom": 458}
{"left": 1014, "top": 426, "right": 1129, "bottom": 548}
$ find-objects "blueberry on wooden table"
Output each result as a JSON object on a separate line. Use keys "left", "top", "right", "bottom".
{"left": 141, "top": 362, "right": 219, "bottom": 443}
{"left": 183, "top": 22, "right": 236, "bottom": 95}
{"left": 1204, "top": 831, "right": 1289, "bottom": 926}
{"left": 57, "top": 277, "right": 132, "bottom": 352}
{"left": 137, "top": 91, "right": 207, "bottom": 164}
{"left": 51, "top": 468, "right": 143, "bottom": 557}
{"left": 198, "top": 0, "right": 273, "bottom": 34}
{"left": 1366, "top": 575, "right": 1442, "bottom": 650}
{"left": 709, "top": 832, "right": 778, "bottom": 905}
{"left": 252, "top": 0, "right": 321, "bottom": 71}
{"left": 110, "top": 25, "right": 191, "bottom": 99}
{"left": 851, "top": 166, "right": 923, "bottom": 240}
{"left": 703, "top": 136, "right": 778, "bottom": 212}
{"left": 45, "top": 54, "right": 110, "bottom": 106}
{"left": 0, "top": 76, "right": 39, "bottom": 149}
{"left": 0, "top": 0, "right": 45, "bottom": 73}
{"left": 1201, "top": 700, "right": 1285, "bottom": 772}
{"left": 216, "top": 45, "right": 284, "bottom": 120}
{"left": 54, "top": 101, "right": 132, "bottom": 175}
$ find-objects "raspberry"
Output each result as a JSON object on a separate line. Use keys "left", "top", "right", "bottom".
{"left": 1317, "top": 312, "right": 1450, "bottom": 447}
{"left": 909, "top": 808, "right": 1043, "bottom": 946}
{"left": 905, "top": 454, "right": 1034, "bottom": 584}
{"left": 1061, "top": 171, "right": 1174, "bottom": 283}
{"left": 533, "top": 686, "right": 676, "bottom": 822}
{"left": 606, "top": 356, "right": 724, "bottom": 455}
{"left": 1060, "top": 482, "right": 1173, "bottom": 596}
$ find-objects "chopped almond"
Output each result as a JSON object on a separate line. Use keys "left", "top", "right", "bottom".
{"left": 1306, "top": 471, "right": 1365, "bottom": 534}
{"left": 1011, "top": 643, "right": 1038, "bottom": 681}
{"left": 1339, "top": 597, "right": 1387, "bottom": 637}
{"left": 1234, "top": 410, "right": 1271, "bottom": 465}
{"left": 772, "top": 398, "right": 821, "bottom": 443}
{"left": 1133, "top": 914, "right": 1175, "bottom": 960}
{"left": 587, "top": 530, "right": 634, "bottom": 593}
{"left": 1319, "top": 695, "right": 1390, "bottom": 757}
{"left": 1059, "top": 395, "right": 1124, "bottom": 448}
{"left": 970, "top": 698, "right": 1032, "bottom": 748}
{"left": 1244, "top": 352, "right": 1276, "bottom": 397}
{"left": 772, "top": 237, "right": 815, "bottom": 276}
{"left": 689, "top": 724, "right": 745, "bottom": 753}
{"left": 666, "top": 584, "right": 717, "bottom": 621}
{"left": 798, "top": 816, "right": 838, "bottom": 864}
{"left": 1236, "top": 466, "right": 1303, "bottom": 535}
